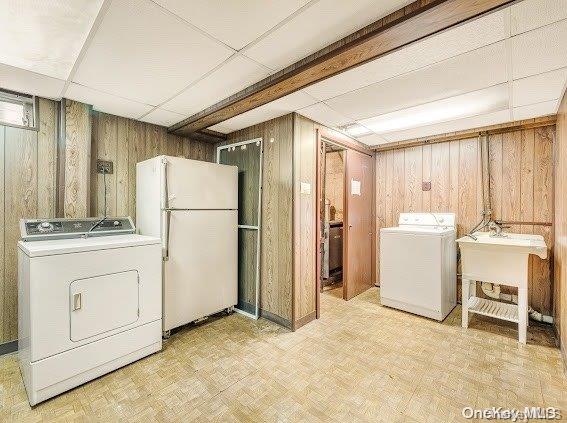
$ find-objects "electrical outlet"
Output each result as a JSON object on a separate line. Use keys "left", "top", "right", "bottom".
{"left": 422, "top": 181, "right": 431, "bottom": 191}
{"left": 97, "top": 160, "right": 114, "bottom": 174}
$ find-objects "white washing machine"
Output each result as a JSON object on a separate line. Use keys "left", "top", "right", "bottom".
{"left": 18, "top": 217, "right": 162, "bottom": 405}
{"left": 380, "top": 213, "right": 456, "bottom": 321}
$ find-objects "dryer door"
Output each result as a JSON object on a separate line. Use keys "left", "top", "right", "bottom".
{"left": 70, "top": 270, "right": 139, "bottom": 342}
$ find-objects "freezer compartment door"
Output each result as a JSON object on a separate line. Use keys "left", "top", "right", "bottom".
{"left": 166, "top": 157, "right": 237, "bottom": 210}
{"left": 163, "top": 210, "right": 237, "bottom": 331}
{"left": 70, "top": 271, "right": 139, "bottom": 342}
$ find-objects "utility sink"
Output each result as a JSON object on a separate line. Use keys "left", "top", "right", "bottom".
{"left": 457, "top": 231, "right": 548, "bottom": 344}
{"left": 457, "top": 232, "right": 547, "bottom": 286}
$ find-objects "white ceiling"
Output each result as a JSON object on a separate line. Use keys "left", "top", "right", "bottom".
{"left": 0, "top": 0, "right": 565, "bottom": 143}
{"left": 0, "top": 0, "right": 103, "bottom": 79}
{"left": 210, "top": 0, "right": 567, "bottom": 141}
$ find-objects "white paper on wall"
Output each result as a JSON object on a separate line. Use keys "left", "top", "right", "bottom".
{"left": 351, "top": 179, "right": 361, "bottom": 196}
{"left": 300, "top": 182, "right": 311, "bottom": 195}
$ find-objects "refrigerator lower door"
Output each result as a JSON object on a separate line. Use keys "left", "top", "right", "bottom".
{"left": 163, "top": 209, "right": 237, "bottom": 331}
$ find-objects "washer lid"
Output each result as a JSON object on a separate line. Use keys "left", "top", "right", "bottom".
{"left": 18, "top": 234, "right": 161, "bottom": 257}
{"left": 380, "top": 226, "right": 455, "bottom": 236}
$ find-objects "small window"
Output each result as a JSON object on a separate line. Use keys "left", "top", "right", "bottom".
{"left": 0, "top": 89, "right": 36, "bottom": 129}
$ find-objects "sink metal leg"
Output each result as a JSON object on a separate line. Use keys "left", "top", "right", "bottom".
{"left": 518, "top": 287, "right": 528, "bottom": 344}
{"left": 462, "top": 278, "right": 470, "bottom": 328}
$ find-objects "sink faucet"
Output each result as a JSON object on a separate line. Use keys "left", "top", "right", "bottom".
{"left": 488, "top": 221, "right": 506, "bottom": 237}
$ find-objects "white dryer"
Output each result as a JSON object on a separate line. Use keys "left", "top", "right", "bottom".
{"left": 379, "top": 213, "right": 456, "bottom": 321}
{"left": 18, "top": 217, "right": 162, "bottom": 405}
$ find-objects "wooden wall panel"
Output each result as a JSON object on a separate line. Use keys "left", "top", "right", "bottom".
{"left": 325, "top": 151, "right": 344, "bottom": 220}
{"left": 0, "top": 99, "right": 59, "bottom": 343}
{"left": 4, "top": 127, "right": 37, "bottom": 341}
{"left": 375, "top": 126, "right": 555, "bottom": 315}
{"left": 226, "top": 115, "right": 294, "bottom": 325}
{"left": 64, "top": 100, "right": 91, "bottom": 218}
{"left": 37, "top": 98, "right": 57, "bottom": 218}
{"left": 90, "top": 112, "right": 215, "bottom": 221}
{"left": 554, "top": 90, "right": 567, "bottom": 368}
{"left": 0, "top": 127, "right": 4, "bottom": 342}
{"left": 430, "top": 142, "right": 450, "bottom": 212}
{"left": 293, "top": 114, "right": 317, "bottom": 325}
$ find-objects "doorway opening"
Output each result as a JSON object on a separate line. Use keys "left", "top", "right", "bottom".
{"left": 316, "top": 130, "right": 375, "bottom": 318}
{"left": 320, "top": 142, "right": 345, "bottom": 301}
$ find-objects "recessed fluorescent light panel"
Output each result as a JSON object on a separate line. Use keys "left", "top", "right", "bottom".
{"left": 341, "top": 123, "right": 373, "bottom": 137}
{"left": 360, "top": 85, "right": 509, "bottom": 134}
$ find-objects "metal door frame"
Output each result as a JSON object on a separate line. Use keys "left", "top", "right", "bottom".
{"left": 217, "top": 138, "right": 263, "bottom": 320}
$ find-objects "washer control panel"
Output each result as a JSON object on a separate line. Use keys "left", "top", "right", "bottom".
{"left": 20, "top": 217, "right": 135, "bottom": 241}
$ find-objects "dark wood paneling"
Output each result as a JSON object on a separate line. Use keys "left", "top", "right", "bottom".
{"left": 0, "top": 99, "right": 59, "bottom": 343}
{"left": 376, "top": 126, "right": 555, "bottom": 315}
{"left": 64, "top": 99, "right": 91, "bottom": 218}
{"left": 90, "top": 112, "right": 215, "bottom": 222}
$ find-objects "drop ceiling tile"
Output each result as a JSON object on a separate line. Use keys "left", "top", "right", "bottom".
{"left": 381, "top": 110, "right": 511, "bottom": 143}
{"left": 66, "top": 83, "right": 153, "bottom": 119}
{"left": 512, "top": 19, "right": 567, "bottom": 79}
{"left": 244, "top": 0, "right": 413, "bottom": 71}
{"left": 0, "top": 63, "right": 65, "bottom": 99}
{"left": 296, "top": 103, "right": 354, "bottom": 128}
{"left": 513, "top": 67, "right": 567, "bottom": 107}
{"left": 154, "top": 0, "right": 308, "bottom": 51}
{"left": 163, "top": 56, "right": 270, "bottom": 116}
{"left": 512, "top": 100, "right": 559, "bottom": 120}
{"left": 356, "top": 133, "right": 389, "bottom": 146}
{"left": 73, "top": 0, "right": 233, "bottom": 106}
{"left": 511, "top": 0, "right": 567, "bottom": 35}
{"left": 209, "top": 90, "right": 317, "bottom": 133}
{"left": 140, "top": 108, "right": 185, "bottom": 127}
{"left": 0, "top": 0, "right": 103, "bottom": 79}
{"left": 326, "top": 42, "right": 508, "bottom": 120}
{"left": 359, "top": 84, "right": 509, "bottom": 134}
{"left": 305, "top": 9, "right": 508, "bottom": 101}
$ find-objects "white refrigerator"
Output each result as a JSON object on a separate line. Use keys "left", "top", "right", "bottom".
{"left": 136, "top": 155, "right": 238, "bottom": 333}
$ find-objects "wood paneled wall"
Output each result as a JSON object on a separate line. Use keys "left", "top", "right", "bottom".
{"left": 293, "top": 114, "right": 317, "bottom": 327}
{"left": 325, "top": 151, "right": 344, "bottom": 221}
{"left": 376, "top": 126, "right": 555, "bottom": 315}
{"left": 64, "top": 100, "right": 91, "bottom": 218}
{"left": 0, "top": 99, "right": 58, "bottom": 343}
{"left": 554, "top": 91, "right": 567, "bottom": 368}
{"left": 90, "top": 112, "right": 215, "bottom": 221}
{"left": 227, "top": 115, "right": 294, "bottom": 326}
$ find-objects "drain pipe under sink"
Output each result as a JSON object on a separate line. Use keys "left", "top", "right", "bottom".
{"left": 480, "top": 282, "right": 553, "bottom": 324}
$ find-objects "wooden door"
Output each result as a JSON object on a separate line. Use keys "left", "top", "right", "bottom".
{"left": 344, "top": 149, "right": 374, "bottom": 300}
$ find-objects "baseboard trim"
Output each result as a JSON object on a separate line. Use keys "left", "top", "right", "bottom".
{"left": 260, "top": 309, "right": 292, "bottom": 329}
{"left": 0, "top": 340, "right": 18, "bottom": 356}
{"left": 294, "top": 311, "right": 316, "bottom": 330}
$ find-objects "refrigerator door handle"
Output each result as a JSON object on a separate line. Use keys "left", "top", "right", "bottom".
{"left": 161, "top": 157, "right": 170, "bottom": 260}
{"left": 163, "top": 209, "right": 171, "bottom": 261}
{"left": 160, "top": 157, "right": 169, "bottom": 210}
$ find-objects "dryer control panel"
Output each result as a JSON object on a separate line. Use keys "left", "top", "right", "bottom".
{"left": 20, "top": 217, "right": 135, "bottom": 241}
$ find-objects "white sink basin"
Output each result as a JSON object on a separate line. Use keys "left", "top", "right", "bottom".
{"left": 457, "top": 231, "right": 548, "bottom": 287}
{"left": 457, "top": 231, "right": 547, "bottom": 257}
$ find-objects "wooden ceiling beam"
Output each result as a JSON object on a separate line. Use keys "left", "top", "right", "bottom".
{"left": 189, "top": 129, "right": 227, "bottom": 144}
{"left": 169, "top": 0, "right": 514, "bottom": 136}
